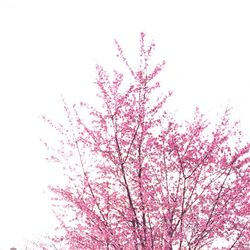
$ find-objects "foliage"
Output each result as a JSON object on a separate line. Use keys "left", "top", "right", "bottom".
{"left": 42, "top": 33, "right": 250, "bottom": 249}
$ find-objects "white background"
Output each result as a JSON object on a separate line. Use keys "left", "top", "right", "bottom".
{"left": 0, "top": 0, "right": 250, "bottom": 248}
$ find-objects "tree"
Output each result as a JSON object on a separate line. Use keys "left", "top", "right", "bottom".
{"left": 42, "top": 33, "right": 250, "bottom": 249}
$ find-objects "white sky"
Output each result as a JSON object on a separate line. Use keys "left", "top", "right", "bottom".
{"left": 0, "top": 0, "right": 250, "bottom": 248}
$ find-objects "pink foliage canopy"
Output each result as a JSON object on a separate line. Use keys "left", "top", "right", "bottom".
{"left": 42, "top": 33, "right": 250, "bottom": 249}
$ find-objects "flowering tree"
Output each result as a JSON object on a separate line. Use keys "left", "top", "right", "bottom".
{"left": 42, "top": 33, "right": 250, "bottom": 249}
